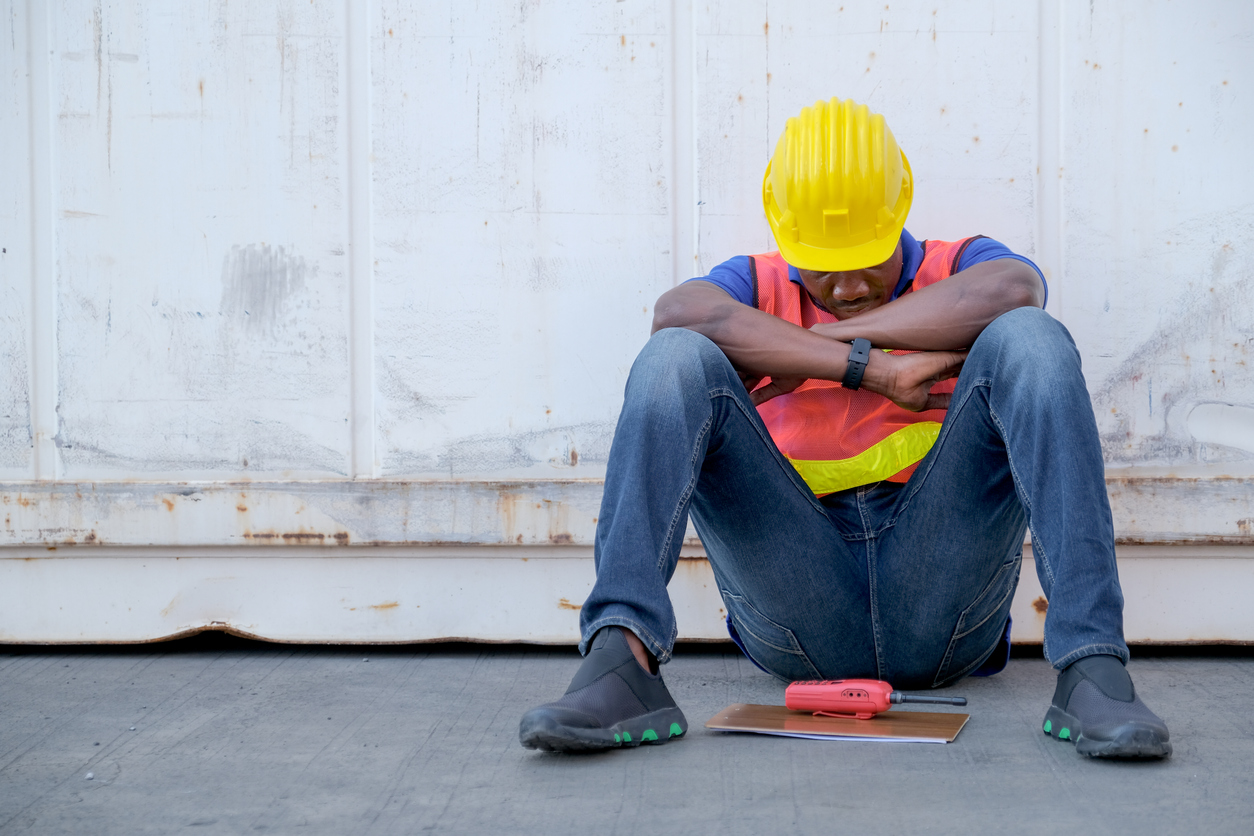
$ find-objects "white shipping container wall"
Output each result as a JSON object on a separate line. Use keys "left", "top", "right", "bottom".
{"left": 1, "top": 0, "right": 1251, "bottom": 644}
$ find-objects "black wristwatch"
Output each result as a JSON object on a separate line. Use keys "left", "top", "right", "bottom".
{"left": 842, "top": 338, "right": 872, "bottom": 390}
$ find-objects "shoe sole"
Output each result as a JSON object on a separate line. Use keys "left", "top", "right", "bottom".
{"left": 1043, "top": 706, "right": 1171, "bottom": 759}
{"left": 520, "top": 708, "right": 687, "bottom": 753}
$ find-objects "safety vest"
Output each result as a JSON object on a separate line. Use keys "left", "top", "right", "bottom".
{"left": 751, "top": 238, "right": 980, "bottom": 496}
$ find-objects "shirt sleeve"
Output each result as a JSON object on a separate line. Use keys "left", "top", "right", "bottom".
{"left": 956, "top": 237, "right": 1049, "bottom": 309}
{"left": 681, "top": 255, "right": 754, "bottom": 307}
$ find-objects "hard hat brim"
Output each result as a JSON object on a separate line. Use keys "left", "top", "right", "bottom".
{"left": 774, "top": 231, "right": 903, "bottom": 273}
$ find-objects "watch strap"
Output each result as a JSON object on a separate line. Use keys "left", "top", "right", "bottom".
{"left": 842, "top": 337, "right": 872, "bottom": 391}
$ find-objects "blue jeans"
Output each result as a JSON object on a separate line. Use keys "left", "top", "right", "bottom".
{"left": 580, "top": 307, "right": 1128, "bottom": 689}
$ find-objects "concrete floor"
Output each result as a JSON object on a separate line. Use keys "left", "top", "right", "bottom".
{"left": 1, "top": 637, "right": 1250, "bottom": 835}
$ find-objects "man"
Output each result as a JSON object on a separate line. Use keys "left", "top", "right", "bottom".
{"left": 519, "top": 98, "right": 1171, "bottom": 758}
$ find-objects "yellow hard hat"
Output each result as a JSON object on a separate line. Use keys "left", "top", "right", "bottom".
{"left": 762, "top": 98, "right": 913, "bottom": 271}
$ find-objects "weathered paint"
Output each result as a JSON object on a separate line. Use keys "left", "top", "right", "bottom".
{"left": 1, "top": 477, "right": 1251, "bottom": 548}
{"left": 1, "top": 1, "right": 1251, "bottom": 642}
{"left": 2, "top": 1, "right": 1249, "bottom": 481}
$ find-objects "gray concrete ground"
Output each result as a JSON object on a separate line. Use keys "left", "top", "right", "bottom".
{"left": 1, "top": 637, "right": 1250, "bottom": 835}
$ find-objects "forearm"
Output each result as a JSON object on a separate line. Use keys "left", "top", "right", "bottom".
{"left": 653, "top": 282, "right": 852, "bottom": 380}
{"left": 814, "top": 259, "right": 1045, "bottom": 350}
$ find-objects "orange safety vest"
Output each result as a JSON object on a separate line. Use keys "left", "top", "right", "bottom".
{"left": 751, "top": 238, "right": 980, "bottom": 496}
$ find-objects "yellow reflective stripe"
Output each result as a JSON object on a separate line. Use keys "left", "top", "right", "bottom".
{"left": 785, "top": 422, "right": 943, "bottom": 496}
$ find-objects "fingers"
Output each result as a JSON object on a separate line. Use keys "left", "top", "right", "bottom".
{"left": 749, "top": 376, "right": 806, "bottom": 406}
{"left": 923, "top": 391, "right": 952, "bottom": 411}
{"left": 928, "top": 350, "right": 967, "bottom": 380}
{"left": 750, "top": 382, "right": 785, "bottom": 406}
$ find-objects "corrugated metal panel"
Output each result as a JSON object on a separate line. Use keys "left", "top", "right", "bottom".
{"left": 1, "top": 0, "right": 1251, "bottom": 643}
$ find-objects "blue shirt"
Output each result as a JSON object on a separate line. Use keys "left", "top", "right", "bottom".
{"left": 687, "top": 230, "right": 1047, "bottom": 308}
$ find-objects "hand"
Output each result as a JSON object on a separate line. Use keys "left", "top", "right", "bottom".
{"left": 863, "top": 349, "right": 967, "bottom": 412}
{"left": 735, "top": 367, "right": 808, "bottom": 406}
{"left": 749, "top": 375, "right": 806, "bottom": 406}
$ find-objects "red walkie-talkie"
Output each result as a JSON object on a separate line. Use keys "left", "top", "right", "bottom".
{"left": 785, "top": 679, "right": 967, "bottom": 720}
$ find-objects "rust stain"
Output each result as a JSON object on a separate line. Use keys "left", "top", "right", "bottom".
{"left": 161, "top": 498, "right": 174, "bottom": 511}
{"left": 1032, "top": 596, "right": 1049, "bottom": 615}
{"left": 549, "top": 532, "right": 574, "bottom": 545}
{"left": 558, "top": 598, "right": 581, "bottom": 611}
{"left": 1116, "top": 535, "right": 1254, "bottom": 546}
{"left": 236, "top": 505, "right": 248, "bottom": 512}
{"left": 239, "top": 530, "right": 354, "bottom": 543}
{"left": 1237, "top": 519, "right": 1252, "bottom": 536}
{"left": 369, "top": 601, "right": 399, "bottom": 610}
{"left": 281, "top": 532, "right": 326, "bottom": 542}
{"left": 497, "top": 487, "right": 520, "bottom": 544}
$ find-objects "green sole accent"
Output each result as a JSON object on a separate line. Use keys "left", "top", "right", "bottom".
{"left": 1043, "top": 720, "right": 1052, "bottom": 733}
{"left": 1059, "top": 728, "right": 1071, "bottom": 740}
{"left": 622, "top": 732, "right": 632, "bottom": 743}
{"left": 641, "top": 729, "right": 659, "bottom": 742}
{"left": 614, "top": 733, "right": 621, "bottom": 743}
{"left": 669, "top": 723, "right": 684, "bottom": 738}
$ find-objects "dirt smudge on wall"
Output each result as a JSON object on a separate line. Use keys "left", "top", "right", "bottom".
{"left": 219, "top": 244, "right": 309, "bottom": 335}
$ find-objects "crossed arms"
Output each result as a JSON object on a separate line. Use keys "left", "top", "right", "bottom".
{"left": 651, "top": 259, "right": 1045, "bottom": 413}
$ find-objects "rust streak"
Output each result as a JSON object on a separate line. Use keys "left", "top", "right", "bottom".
{"left": 558, "top": 598, "right": 582, "bottom": 611}
{"left": 281, "top": 532, "right": 326, "bottom": 542}
{"left": 1032, "top": 596, "right": 1049, "bottom": 615}
{"left": 369, "top": 601, "right": 399, "bottom": 610}
{"left": 161, "top": 498, "right": 174, "bottom": 511}
{"left": 1116, "top": 535, "right": 1254, "bottom": 546}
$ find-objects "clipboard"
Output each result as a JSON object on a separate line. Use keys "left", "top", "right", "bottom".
{"left": 705, "top": 703, "right": 969, "bottom": 744}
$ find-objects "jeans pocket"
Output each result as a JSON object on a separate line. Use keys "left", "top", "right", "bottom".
{"left": 721, "top": 591, "right": 822, "bottom": 682}
{"left": 932, "top": 556, "right": 1022, "bottom": 687}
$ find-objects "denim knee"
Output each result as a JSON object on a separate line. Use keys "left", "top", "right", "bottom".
{"left": 969, "top": 307, "right": 1082, "bottom": 388}
{"left": 631, "top": 327, "right": 734, "bottom": 390}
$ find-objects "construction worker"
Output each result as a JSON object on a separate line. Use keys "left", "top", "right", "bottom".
{"left": 519, "top": 98, "right": 1171, "bottom": 758}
